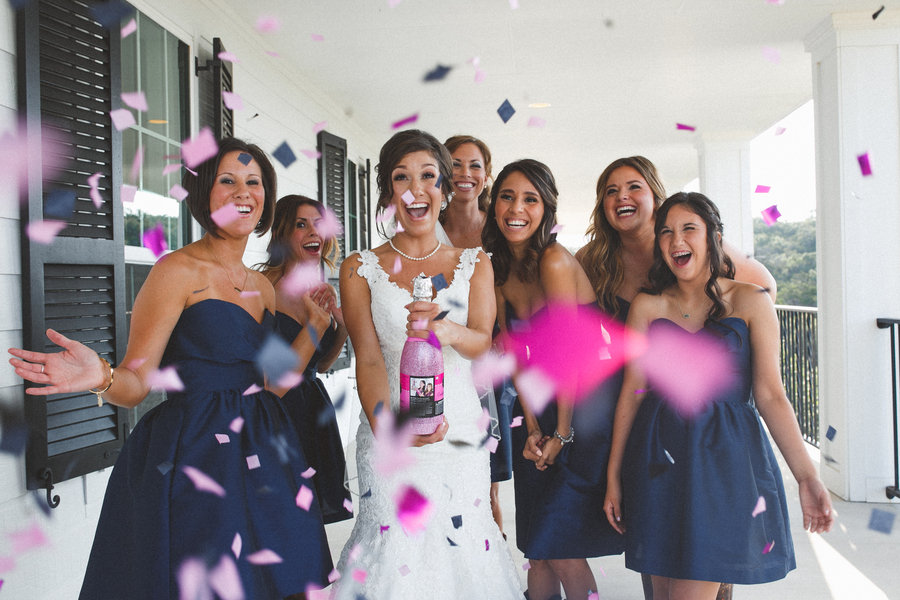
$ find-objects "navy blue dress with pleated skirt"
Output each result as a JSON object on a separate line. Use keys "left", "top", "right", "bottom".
{"left": 622, "top": 317, "right": 795, "bottom": 584}
{"left": 275, "top": 311, "right": 352, "bottom": 524}
{"left": 79, "top": 299, "right": 332, "bottom": 599}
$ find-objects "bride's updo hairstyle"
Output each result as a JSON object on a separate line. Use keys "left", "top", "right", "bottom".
{"left": 374, "top": 129, "right": 454, "bottom": 238}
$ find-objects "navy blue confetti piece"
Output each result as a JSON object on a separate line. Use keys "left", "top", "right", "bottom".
{"left": 825, "top": 426, "right": 836, "bottom": 441}
{"left": 435, "top": 173, "right": 443, "bottom": 189}
{"left": 237, "top": 152, "right": 253, "bottom": 165}
{"left": 424, "top": 64, "right": 452, "bottom": 82}
{"left": 90, "top": 0, "right": 134, "bottom": 28}
{"left": 868, "top": 508, "right": 895, "bottom": 534}
{"left": 434, "top": 310, "right": 450, "bottom": 321}
{"left": 447, "top": 537, "right": 458, "bottom": 546}
{"left": 431, "top": 273, "right": 448, "bottom": 292}
{"left": 451, "top": 514, "right": 463, "bottom": 529}
{"left": 255, "top": 334, "right": 300, "bottom": 383}
{"left": 0, "top": 402, "right": 27, "bottom": 455}
{"left": 157, "top": 461, "right": 173, "bottom": 475}
{"left": 497, "top": 99, "right": 516, "bottom": 124}
{"left": 272, "top": 141, "right": 297, "bottom": 168}
{"left": 45, "top": 189, "right": 76, "bottom": 220}
{"left": 373, "top": 401, "right": 384, "bottom": 415}
{"left": 317, "top": 402, "right": 337, "bottom": 427}
{"left": 361, "top": 488, "right": 372, "bottom": 499}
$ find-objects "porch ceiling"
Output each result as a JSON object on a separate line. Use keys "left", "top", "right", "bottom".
{"left": 223, "top": 0, "right": 889, "bottom": 238}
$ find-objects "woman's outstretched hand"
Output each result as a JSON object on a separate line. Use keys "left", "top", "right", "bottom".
{"left": 799, "top": 476, "right": 834, "bottom": 534}
{"left": 8, "top": 329, "right": 105, "bottom": 395}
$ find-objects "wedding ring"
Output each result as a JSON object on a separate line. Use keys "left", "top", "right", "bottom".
{"left": 40, "top": 364, "right": 44, "bottom": 373}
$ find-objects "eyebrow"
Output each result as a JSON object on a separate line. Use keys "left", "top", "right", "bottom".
{"left": 394, "top": 162, "right": 438, "bottom": 170}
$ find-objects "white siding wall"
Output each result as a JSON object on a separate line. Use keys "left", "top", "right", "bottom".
{"left": 0, "top": 2, "right": 376, "bottom": 596}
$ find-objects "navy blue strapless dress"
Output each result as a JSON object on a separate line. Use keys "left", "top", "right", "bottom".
{"left": 510, "top": 303, "right": 625, "bottom": 559}
{"left": 79, "top": 299, "right": 332, "bottom": 599}
{"left": 622, "top": 317, "right": 795, "bottom": 584}
{"left": 275, "top": 312, "right": 352, "bottom": 524}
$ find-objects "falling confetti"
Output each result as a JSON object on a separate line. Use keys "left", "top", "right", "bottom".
{"left": 26, "top": 220, "right": 66, "bottom": 244}
{"left": 377, "top": 204, "right": 397, "bottom": 224}
{"left": 313, "top": 121, "right": 328, "bottom": 134}
{"left": 550, "top": 224, "right": 563, "bottom": 234}
{"left": 208, "top": 555, "right": 244, "bottom": 600}
{"left": 45, "top": 189, "right": 76, "bottom": 220}
{"left": 217, "top": 51, "right": 239, "bottom": 63}
{"left": 88, "top": 172, "right": 104, "bottom": 208}
{"left": 181, "top": 127, "right": 218, "bottom": 169}
{"left": 255, "top": 15, "right": 280, "bottom": 33}
{"left": 676, "top": 123, "right": 696, "bottom": 131}
{"left": 229, "top": 416, "right": 244, "bottom": 433}
{"left": 247, "top": 549, "right": 283, "bottom": 565}
{"left": 211, "top": 203, "right": 241, "bottom": 228}
{"left": 752, "top": 495, "right": 767, "bottom": 517}
{"left": 300, "top": 149, "right": 322, "bottom": 160}
{"left": 343, "top": 498, "right": 353, "bottom": 513}
{"left": 255, "top": 334, "right": 300, "bottom": 383}
{"left": 222, "top": 91, "right": 243, "bottom": 111}
{"left": 142, "top": 223, "right": 168, "bottom": 258}
{"left": 825, "top": 425, "right": 836, "bottom": 441}
{"left": 761, "top": 46, "right": 781, "bottom": 64}
{"left": 528, "top": 117, "right": 546, "bottom": 128}
{"left": 857, "top": 152, "right": 873, "bottom": 176}
{"left": 393, "top": 256, "right": 402, "bottom": 274}
{"left": 243, "top": 383, "right": 262, "bottom": 395}
{"left": 762, "top": 540, "right": 776, "bottom": 554}
{"left": 272, "top": 141, "right": 297, "bottom": 168}
{"left": 510, "top": 415, "right": 524, "bottom": 428}
{"left": 246, "top": 455, "right": 261, "bottom": 470}
{"left": 146, "top": 366, "right": 184, "bottom": 391}
{"left": 215, "top": 434, "right": 230, "bottom": 444}
{"left": 761, "top": 204, "right": 781, "bottom": 226}
{"left": 392, "top": 113, "right": 419, "bottom": 130}
{"left": 169, "top": 184, "right": 188, "bottom": 202}
{"left": 121, "top": 91, "right": 148, "bottom": 112}
{"left": 280, "top": 261, "right": 321, "bottom": 297}
{"left": 522, "top": 561, "right": 531, "bottom": 571}
{"left": 396, "top": 485, "right": 433, "bottom": 535}
{"left": 121, "top": 18, "right": 136, "bottom": 38}
{"left": 9, "top": 522, "right": 48, "bottom": 554}
{"left": 296, "top": 485, "right": 314, "bottom": 510}
{"left": 775, "top": 126, "right": 786, "bottom": 136}
{"left": 398, "top": 564, "right": 411, "bottom": 576}
{"left": 497, "top": 99, "right": 516, "bottom": 124}
{"left": 109, "top": 108, "right": 135, "bottom": 131}
{"left": 424, "top": 64, "right": 452, "bottom": 82}
{"left": 310, "top": 33, "right": 325, "bottom": 42}
{"left": 401, "top": 190, "right": 415, "bottom": 205}
{"left": 868, "top": 508, "right": 895, "bottom": 534}
{"left": 754, "top": 185, "right": 771, "bottom": 193}
{"left": 301, "top": 466, "right": 316, "bottom": 478}
{"left": 431, "top": 273, "right": 448, "bottom": 292}
{"left": 181, "top": 465, "right": 226, "bottom": 497}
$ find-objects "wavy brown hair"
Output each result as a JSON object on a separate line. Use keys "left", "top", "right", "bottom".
{"left": 578, "top": 156, "right": 666, "bottom": 313}
{"left": 482, "top": 159, "right": 559, "bottom": 286}
{"left": 257, "top": 195, "right": 337, "bottom": 283}
{"left": 645, "top": 192, "right": 736, "bottom": 323}
{"left": 443, "top": 134, "right": 492, "bottom": 213}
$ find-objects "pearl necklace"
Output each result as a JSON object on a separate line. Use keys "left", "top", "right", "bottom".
{"left": 389, "top": 239, "right": 441, "bottom": 261}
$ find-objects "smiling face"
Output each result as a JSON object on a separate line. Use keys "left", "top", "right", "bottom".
{"left": 209, "top": 150, "right": 265, "bottom": 236}
{"left": 290, "top": 203, "right": 325, "bottom": 263}
{"left": 601, "top": 165, "right": 656, "bottom": 234}
{"left": 494, "top": 170, "right": 545, "bottom": 248}
{"left": 450, "top": 142, "right": 487, "bottom": 204}
{"left": 658, "top": 203, "right": 710, "bottom": 280}
{"left": 391, "top": 150, "right": 443, "bottom": 234}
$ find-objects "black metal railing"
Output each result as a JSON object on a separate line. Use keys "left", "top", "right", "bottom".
{"left": 777, "top": 306, "right": 819, "bottom": 447}
{"left": 876, "top": 318, "right": 900, "bottom": 500}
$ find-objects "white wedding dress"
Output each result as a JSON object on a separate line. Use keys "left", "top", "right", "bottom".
{"left": 334, "top": 247, "right": 524, "bottom": 599}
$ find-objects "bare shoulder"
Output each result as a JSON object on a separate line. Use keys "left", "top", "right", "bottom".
{"left": 721, "top": 278, "right": 773, "bottom": 319}
{"left": 246, "top": 269, "right": 276, "bottom": 308}
{"left": 339, "top": 250, "right": 366, "bottom": 281}
{"left": 628, "top": 291, "right": 666, "bottom": 325}
{"left": 539, "top": 242, "right": 579, "bottom": 274}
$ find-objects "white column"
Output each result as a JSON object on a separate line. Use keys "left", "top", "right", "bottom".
{"left": 806, "top": 12, "right": 900, "bottom": 502}
{"left": 696, "top": 137, "right": 755, "bottom": 255}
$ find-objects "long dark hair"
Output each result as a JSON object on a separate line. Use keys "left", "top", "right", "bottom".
{"left": 256, "top": 195, "right": 337, "bottom": 282}
{"left": 482, "top": 159, "right": 559, "bottom": 285}
{"left": 645, "top": 192, "right": 735, "bottom": 323}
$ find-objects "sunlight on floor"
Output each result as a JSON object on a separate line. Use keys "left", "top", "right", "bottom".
{"left": 807, "top": 530, "right": 888, "bottom": 600}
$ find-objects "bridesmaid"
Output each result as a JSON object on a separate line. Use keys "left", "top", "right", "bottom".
{"left": 259, "top": 194, "right": 353, "bottom": 524}
{"left": 603, "top": 192, "right": 832, "bottom": 600}
{"left": 483, "top": 159, "right": 623, "bottom": 600}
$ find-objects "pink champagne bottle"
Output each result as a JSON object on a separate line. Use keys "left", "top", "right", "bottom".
{"left": 399, "top": 273, "right": 444, "bottom": 434}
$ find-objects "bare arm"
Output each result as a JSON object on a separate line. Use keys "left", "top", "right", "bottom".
{"left": 725, "top": 240, "right": 777, "bottom": 302}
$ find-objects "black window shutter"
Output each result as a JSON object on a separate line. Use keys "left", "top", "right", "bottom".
{"left": 17, "top": 0, "right": 129, "bottom": 505}
{"left": 317, "top": 130, "right": 347, "bottom": 267}
{"left": 197, "top": 37, "right": 233, "bottom": 139}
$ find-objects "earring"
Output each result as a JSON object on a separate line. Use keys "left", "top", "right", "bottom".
{"left": 440, "top": 198, "right": 448, "bottom": 211}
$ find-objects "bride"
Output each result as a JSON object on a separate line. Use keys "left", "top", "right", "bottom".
{"left": 334, "top": 130, "right": 524, "bottom": 598}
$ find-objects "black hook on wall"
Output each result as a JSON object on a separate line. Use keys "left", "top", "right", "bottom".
{"left": 39, "top": 467, "right": 60, "bottom": 509}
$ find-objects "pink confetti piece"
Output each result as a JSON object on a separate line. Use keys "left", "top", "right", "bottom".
{"left": 301, "top": 466, "right": 317, "bottom": 478}
{"left": 87, "top": 172, "right": 104, "bottom": 208}
{"left": 401, "top": 190, "right": 415, "bottom": 205}
{"left": 239, "top": 290, "right": 261, "bottom": 298}
{"left": 181, "top": 465, "right": 226, "bottom": 497}
{"left": 181, "top": 127, "right": 219, "bottom": 169}
{"left": 125, "top": 357, "right": 147, "bottom": 371}
{"left": 762, "top": 540, "right": 775, "bottom": 554}
{"left": 264, "top": 50, "right": 280, "bottom": 58}
{"left": 305, "top": 585, "right": 329, "bottom": 600}
{"left": 761, "top": 204, "right": 781, "bottom": 226}
{"left": 637, "top": 320, "right": 736, "bottom": 417}
{"left": 318, "top": 206, "right": 344, "bottom": 239}
{"left": 129, "top": 146, "right": 143, "bottom": 183}
{"left": 9, "top": 522, "right": 48, "bottom": 553}
{"left": 376, "top": 203, "right": 397, "bottom": 224}
{"left": 752, "top": 495, "right": 767, "bottom": 517}
{"left": 676, "top": 123, "right": 696, "bottom": 131}
{"left": 147, "top": 365, "right": 184, "bottom": 391}
{"left": 522, "top": 560, "right": 531, "bottom": 571}
{"left": 230, "top": 416, "right": 244, "bottom": 433}
{"left": 109, "top": 108, "right": 135, "bottom": 131}
{"left": 761, "top": 46, "right": 781, "bottom": 64}
{"left": 222, "top": 91, "right": 243, "bottom": 111}
{"left": 485, "top": 539, "right": 490, "bottom": 550}
{"left": 232, "top": 533, "right": 242, "bottom": 558}
{"left": 343, "top": 498, "right": 353, "bottom": 513}
{"left": 550, "top": 224, "right": 563, "bottom": 234}
{"left": 472, "top": 352, "right": 517, "bottom": 389}
{"left": 392, "top": 256, "right": 402, "bottom": 274}
{"left": 398, "top": 564, "right": 411, "bottom": 576}
{"left": 509, "top": 0, "right": 519, "bottom": 8}
{"left": 211, "top": 203, "right": 241, "bottom": 228}
{"left": 372, "top": 411, "right": 416, "bottom": 475}
{"left": 0, "top": 556, "right": 14, "bottom": 572}
{"left": 300, "top": 149, "right": 322, "bottom": 160}
{"left": 26, "top": 220, "right": 66, "bottom": 244}
{"left": 857, "top": 152, "right": 873, "bottom": 176}
{"left": 426, "top": 331, "right": 441, "bottom": 349}
{"left": 474, "top": 68, "right": 486, "bottom": 83}
{"left": 527, "top": 116, "right": 546, "bottom": 128}
{"left": 765, "top": 0, "right": 785, "bottom": 5}
{"left": 392, "top": 113, "right": 419, "bottom": 130}
{"left": 121, "top": 18, "right": 136, "bottom": 38}
{"left": 313, "top": 121, "right": 328, "bottom": 134}
{"left": 255, "top": 15, "right": 280, "bottom": 33}
{"left": 169, "top": 184, "right": 188, "bottom": 202}
{"left": 177, "top": 558, "right": 209, "bottom": 600}
{"left": 395, "top": 485, "right": 433, "bottom": 535}
{"left": 310, "top": 33, "right": 325, "bottom": 42}
{"left": 246, "top": 455, "right": 261, "bottom": 470}
{"left": 474, "top": 497, "right": 482, "bottom": 507}
{"left": 217, "top": 51, "right": 239, "bottom": 63}
{"left": 142, "top": 222, "right": 167, "bottom": 258}
{"left": 775, "top": 126, "right": 786, "bottom": 136}
{"left": 121, "top": 91, "right": 148, "bottom": 112}
{"left": 162, "top": 162, "right": 182, "bottom": 176}
{"left": 247, "top": 549, "right": 282, "bottom": 565}
{"left": 328, "top": 568, "right": 341, "bottom": 583}
{"left": 296, "top": 485, "right": 314, "bottom": 510}
{"left": 281, "top": 261, "right": 322, "bottom": 297}
{"left": 380, "top": 525, "right": 390, "bottom": 535}
{"left": 588, "top": 593, "right": 599, "bottom": 600}
{"left": 276, "top": 371, "right": 303, "bottom": 389}
{"left": 754, "top": 185, "right": 771, "bottom": 194}
{"left": 485, "top": 436, "right": 499, "bottom": 453}
{"left": 215, "top": 433, "right": 230, "bottom": 444}
{"left": 510, "top": 415, "right": 524, "bottom": 428}
{"left": 352, "top": 569, "right": 367, "bottom": 583}
{"left": 242, "top": 383, "right": 262, "bottom": 395}
{"left": 208, "top": 555, "right": 244, "bottom": 600}
{"left": 516, "top": 368, "right": 555, "bottom": 415}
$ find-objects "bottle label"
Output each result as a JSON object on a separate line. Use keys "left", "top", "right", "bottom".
{"left": 400, "top": 373, "right": 444, "bottom": 418}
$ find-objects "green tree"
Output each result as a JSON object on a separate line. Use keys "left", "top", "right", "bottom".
{"left": 753, "top": 217, "right": 816, "bottom": 307}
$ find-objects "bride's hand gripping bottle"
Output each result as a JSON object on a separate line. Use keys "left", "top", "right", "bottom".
{"left": 399, "top": 273, "right": 444, "bottom": 434}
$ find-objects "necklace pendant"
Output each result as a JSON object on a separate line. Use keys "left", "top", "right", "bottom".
{"left": 682, "top": 313, "right": 690, "bottom": 319}
{"left": 234, "top": 286, "right": 242, "bottom": 293}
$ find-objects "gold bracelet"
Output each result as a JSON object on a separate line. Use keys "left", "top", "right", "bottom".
{"left": 89, "top": 356, "right": 114, "bottom": 406}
